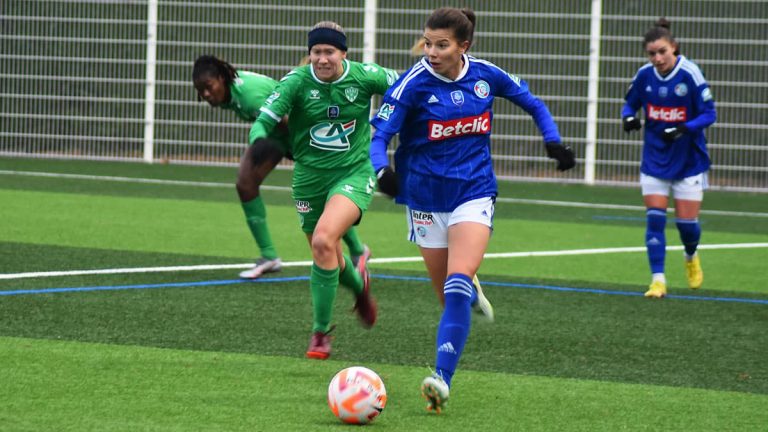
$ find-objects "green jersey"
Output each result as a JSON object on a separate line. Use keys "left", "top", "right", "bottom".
{"left": 220, "top": 71, "right": 289, "bottom": 152}
{"left": 250, "top": 60, "right": 398, "bottom": 174}
{"left": 221, "top": 71, "right": 278, "bottom": 121}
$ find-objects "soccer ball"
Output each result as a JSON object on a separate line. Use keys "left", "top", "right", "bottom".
{"left": 327, "top": 366, "right": 387, "bottom": 424}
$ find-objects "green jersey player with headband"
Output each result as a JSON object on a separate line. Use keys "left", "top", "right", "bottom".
{"left": 249, "top": 21, "right": 398, "bottom": 359}
{"left": 192, "top": 55, "right": 373, "bottom": 279}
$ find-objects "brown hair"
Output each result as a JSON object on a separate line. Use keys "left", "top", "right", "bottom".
{"left": 643, "top": 17, "right": 680, "bottom": 56}
{"left": 424, "top": 7, "right": 476, "bottom": 50}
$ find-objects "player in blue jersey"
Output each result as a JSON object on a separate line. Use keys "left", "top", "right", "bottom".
{"left": 621, "top": 18, "right": 716, "bottom": 298}
{"left": 370, "top": 7, "right": 575, "bottom": 413}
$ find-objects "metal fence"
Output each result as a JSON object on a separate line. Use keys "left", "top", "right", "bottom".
{"left": 2, "top": 0, "right": 766, "bottom": 191}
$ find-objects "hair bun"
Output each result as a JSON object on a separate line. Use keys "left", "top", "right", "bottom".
{"left": 656, "top": 17, "right": 671, "bottom": 30}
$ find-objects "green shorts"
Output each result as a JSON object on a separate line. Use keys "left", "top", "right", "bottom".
{"left": 293, "top": 165, "right": 376, "bottom": 233}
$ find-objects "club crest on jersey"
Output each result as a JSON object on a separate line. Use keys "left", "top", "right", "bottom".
{"left": 327, "top": 106, "right": 339, "bottom": 119}
{"left": 674, "top": 83, "right": 688, "bottom": 97}
{"left": 450, "top": 90, "right": 464, "bottom": 106}
{"left": 344, "top": 87, "right": 359, "bottom": 102}
{"left": 376, "top": 103, "right": 395, "bottom": 121}
{"left": 309, "top": 120, "right": 356, "bottom": 151}
{"left": 474, "top": 80, "right": 490, "bottom": 98}
{"left": 658, "top": 86, "right": 668, "bottom": 98}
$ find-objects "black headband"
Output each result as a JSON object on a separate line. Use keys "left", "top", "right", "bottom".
{"left": 307, "top": 27, "right": 347, "bottom": 52}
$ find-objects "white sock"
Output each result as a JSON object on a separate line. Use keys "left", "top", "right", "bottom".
{"left": 652, "top": 273, "right": 666, "bottom": 284}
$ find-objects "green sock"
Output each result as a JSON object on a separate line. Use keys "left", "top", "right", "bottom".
{"left": 342, "top": 228, "right": 365, "bottom": 257}
{"left": 241, "top": 197, "right": 278, "bottom": 260}
{"left": 310, "top": 264, "right": 339, "bottom": 333}
{"left": 338, "top": 255, "right": 363, "bottom": 296}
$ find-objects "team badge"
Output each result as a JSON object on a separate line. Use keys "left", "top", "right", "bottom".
{"left": 417, "top": 226, "right": 427, "bottom": 237}
{"left": 327, "top": 106, "right": 339, "bottom": 118}
{"left": 345, "top": 87, "right": 359, "bottom": 102}
{"left": 674, "top": 83, "right": 688, "bottom": 97}
{"left": 309, "top": 89, "right": 320, "bottom": 100}
{"left": 450, "top": 90, "right": 464, "bottom": 106}
{"left": 474, "top": 80, "right": 490, "bottom": 98}
{"left": 658, "top": 86, "right": 668, "bottom": 98}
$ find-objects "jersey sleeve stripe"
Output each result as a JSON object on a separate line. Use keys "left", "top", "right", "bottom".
{"left": 680, "top": 59, "right": 707, "bottom": 86}
{"left": 259, "top": 106, "right": 281, "bottom": 122}
{"left": 469, "top": 57, "right": 505, "bottom": 74}
{"left": 391, "top": 64, "right": 425, "bottom": 100}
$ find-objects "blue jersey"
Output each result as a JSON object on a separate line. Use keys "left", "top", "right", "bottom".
{"left": 622, "top": 55, "right": 716, "bottom": 180}
{"left": 371, "top": 55, "right": 560, "bottom": 212}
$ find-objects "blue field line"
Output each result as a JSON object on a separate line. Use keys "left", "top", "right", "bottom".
{"left": 2, "top": 273, "right": 766, "bottom": 305}
{"left": 0, "top": 276, "right": 310, "bottom": 296}
{"left": 374, "top": 274, "right": 768, "bottom": 305}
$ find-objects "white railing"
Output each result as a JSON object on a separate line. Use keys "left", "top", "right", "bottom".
{"left": 1, "top": 0, "right": 766, "bottom": 191}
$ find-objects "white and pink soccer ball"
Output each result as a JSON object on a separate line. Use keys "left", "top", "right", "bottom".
{"left": 327, "top": 366, "right": 387, "bottom": 424}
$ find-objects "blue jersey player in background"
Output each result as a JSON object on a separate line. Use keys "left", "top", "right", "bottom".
{"left": 622, "top": 18, "right": 716, "bottom": 299}
{"left": 370, "top": 7, "right": 575, "bottom": 413}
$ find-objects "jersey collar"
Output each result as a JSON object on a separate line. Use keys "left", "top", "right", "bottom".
{"left": 420, "top": 54, "right": 470, "bottom": 82}
{"left": 310, "top": 59, "right": 350, "bottom": 84}
{"left": 653, "top": 55, "right": 686, "bottom": 82}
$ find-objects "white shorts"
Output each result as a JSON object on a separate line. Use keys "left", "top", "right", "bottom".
{"left": 640, "top": 172, "right": 708, "bottom": 201}
{"left": 406, "top": 197, "right": 495, "bottom": 248}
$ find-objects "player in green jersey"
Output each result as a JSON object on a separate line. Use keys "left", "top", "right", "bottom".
{"left": 192, "top": 55, "right": 371, "bottom": 279}
{"left": 249, "top": 22, "right": 399, "bottom": 360}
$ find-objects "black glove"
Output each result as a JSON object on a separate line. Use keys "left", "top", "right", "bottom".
{"left": 622, "top": 116, "right": 642, "bottom": 132}
{"left": 661, "top": 124, "right": 688, "bottom": 142}
{"left": 544, "top": 143, "right": 576, "bottom": 171}
{"left": 376, "top": 167, "right": 399, "bottom": 198}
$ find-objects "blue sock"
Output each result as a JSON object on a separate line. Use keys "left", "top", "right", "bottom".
{"left": 435, "top": 273, "right": 473, "bottom": 388}
{"left": 676, "top": 218, "right": 701, "bottom": 256}
{"left": 646, "top": 208, "right": 667, "bottom": 274}
{"left": 469, "top": 278, "right": 478, "bottom": 306}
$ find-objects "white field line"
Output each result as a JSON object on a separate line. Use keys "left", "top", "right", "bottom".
{"left": 3, "top": 169, "right": 768, "bottom": 218}
{"left": 2, "top": 243, "right": 767, "bottom": 281}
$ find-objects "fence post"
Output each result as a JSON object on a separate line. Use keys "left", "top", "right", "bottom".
{"left": 584, "top": 0, "right": 602, "bottom": 184}
{"left": 362, "top": 0, "right": 377, "bottom": 64}
{"left": 143, "top": 0, "right": 159, "bottom": 163}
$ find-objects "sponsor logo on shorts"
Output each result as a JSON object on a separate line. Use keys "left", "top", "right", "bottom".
{"left": 295, "top": 200, "right": 312, "bottom": 213}
{"left": 428, "top": 111, "right": 491, "bottom": 141}
{"left": 411, "top": 210, "right": 434, "bottom": 225}
{"left": 647, "top": 104, "right": 687, "bottom": 122}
